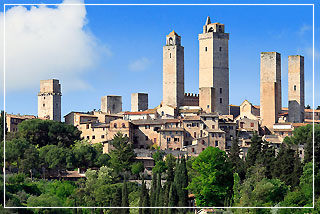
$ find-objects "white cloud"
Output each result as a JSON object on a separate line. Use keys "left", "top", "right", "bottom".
{"left": 0, "top": 0, "right": 109, "bottom": 93}
{"left": 305, "top": 47, "right": 320, "bottom": 60}
{"left": 128, "top": 57, "right": 152, "bottom": 71}
{"left": 298, "top": 24, "right": 312, "bottom": 36}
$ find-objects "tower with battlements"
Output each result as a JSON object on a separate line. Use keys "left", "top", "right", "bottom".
{"left": 198, "top": 16, "right": 229, "bottom": 114}
{"left": 38, "top": 79, "right": 62, "bottom": 121}
{"left": 163, "top": 30, "right": 184, "bottom": 109}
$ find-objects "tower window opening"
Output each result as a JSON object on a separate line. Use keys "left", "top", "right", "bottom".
{"left": 294, "top": 85, "right": 296, "bottom": 91}
{"left": 170, "top": 53, "right": 171, "bottom": 58}
{"left": 220, "top": 88, "right": 222, "bottom": 94}
{"left": 205, "top": 47, "right": 207, "bottom": 52}
{"left": 220, "top": 98, "right": 222, "bottom": 103}
{"left": 43, "top": 104, "right": 45, "bottom": 107}
{"left": 207, "top": 105, "right": 210, "bottom": 108}
{"left": 219, "top": 47, "right": 222, "bottom": 52}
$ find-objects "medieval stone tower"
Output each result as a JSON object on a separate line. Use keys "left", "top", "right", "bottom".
{"left": 101, "top": 95, "right": 122, "bottom": 114}
{"left": 260, "top": 52, "right": 282, "bottom": 130}
{"left": 131, "top": 93, "right": 148, "bottom": 112}
{"left": 198, "top": 16, "right": 229, "bottom": 114}
{"left": 163, "top": 30, "right": 184, "bottom": 108}
{"left": 38, "top": 79, "right": 62, "bottom": 121}
{"left": 288, "top": 55, "right": 305, "bottom": 123}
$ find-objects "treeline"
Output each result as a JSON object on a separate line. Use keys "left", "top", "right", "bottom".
{"left": 1, "top": 111, "right": 320, "bottom": 213}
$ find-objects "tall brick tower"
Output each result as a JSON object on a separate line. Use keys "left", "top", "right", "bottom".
{"left": 199, "top": 16, "right": 229, "bottom": 114}
{"left": 260, "top": 52, "right": 282, "bottom": 130}
{"left": 163, "top": 30, "right": 184, "bottom": 108}
{"left": 288, "top": 55, "right": 305, "bottom": 123}
{"left": 38, "top": 79, "right": 62, "bottom": 121}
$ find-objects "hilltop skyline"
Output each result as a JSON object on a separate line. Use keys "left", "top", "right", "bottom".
{"left": 1, "top": 0, "right": 319, "bottom": 118}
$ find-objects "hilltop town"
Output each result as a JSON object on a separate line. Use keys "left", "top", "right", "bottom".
{"left": 6, "top": 16, "right": 318, "bottom": 160}
{"left": 2, "top": 15, "right": 319, "bottom": 212}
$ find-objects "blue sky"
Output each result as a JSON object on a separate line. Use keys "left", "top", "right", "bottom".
{"left": 1, "top": 0, "right": 319, "bottom": 120}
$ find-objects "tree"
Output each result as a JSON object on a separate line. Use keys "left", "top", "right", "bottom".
{"left": 152, "top": 150, "right": 167, "bottom": 174}
{"left": 228, "top": 138, "right": 245, "bottom": 179}
{"left": 233, "top": 165, "right": 288, "bottom": 209}
{"left": 168, "top": 183, "right": 178, "bottom": 214}
{"left": 131, "top": 162, "right": 144, "bottom": 179}
{"left": 0, "top": 111, "right": 6, "bottom": 142}
{"left": 20, "top": 145, "right": 40, "bottom": 179}
{"left": 165, "top": 154, "right": 176, "bottom": 183}
{"left": 18, "top": 119, "right": 81, "bottom": 148}
{"left": 259, "top": 142, "right": 276, "bottom": 179}
{"left": 139, "top": 178, "right": 150, "bottom": 214}
{"left": 122, "top": 180, "right": 129, "bottom": 214}
{"left": 111, "top": 187, "right": 122, "bottom": 214}
{"left": 150, "top": 172, "right": 157, "bottom": 209}
{"left": 5, "top": 138, "right": 30, "bottom": 170}
{"left": 109, "top": 132, "right": 135, "bottom": 175}
{"left": 245, "top": 133, "right": 262, "bottom": 169}
{"left": 187, "top": 147, "right": 233, "bottom": 207}
{"left": 174, "top": 156, "right": 188, "bottom": 208}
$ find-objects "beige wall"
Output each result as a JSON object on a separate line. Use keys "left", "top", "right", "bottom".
{"left": 288, "top": 55, "right": 305, "bottom": 123}
{"left": 260, "top": 52, "right": 281, "bottom": 130}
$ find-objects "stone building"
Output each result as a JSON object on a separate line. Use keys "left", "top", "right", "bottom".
{"left": 260, "top": 52, "right": 282, "bottom": 131}
{"left": 6, "top": 114, "right": 37, "bottom": 132}
{"left": 163, "top": 30, "right": 184, "bottom": 109}
{"left": 199, "top": 16, "right": 229, "bottom": 114}
{"left": 131, "top": 93, "right": 148, "bottom": 112}
{"left": 101, "top": 95, "right": 122, "bottom": 114}
{"left": 38, "top": 79, "right": 62, "bottom": 121}
{"left": 288, "top": 55, "right": 305, "bottom": 123}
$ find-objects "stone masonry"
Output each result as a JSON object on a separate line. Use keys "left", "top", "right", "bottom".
{"left": 131, "top": 93, "right": 148, "bottom": 112}
{"left": 101, "top": 95, "right": 122, "bottom": 114}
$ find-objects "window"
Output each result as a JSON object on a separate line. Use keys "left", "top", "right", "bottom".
{"left": 294, "top": 85, "right": 296, "bottom": 91}
{"left": 101, "top": 135, "right": 105, "bottom": 139}
{"left": 194, "top": 132, "right": 197, "bottom": 138}
{"left": 220, "top": 88, "right": 222, "bottom": 94}
{"left": 167, "top": 138, "right": 170, "bottom": 142}
{"left": 174, "top": 138, "right": 179, "bottom": 142}
{"left": 205, "top": 47, "right": 207, "bottom": 52}
{"left": 220, "top": 98, "right": 222, "bottom": 103}
{"left": 251, "top": 123, "right": 254, "bottom": 127}
{"left": 192, "top": 148, "right": 195, "bottom": 153}
{"left": 161, "top": 111, "right": 164, "bottom": 116}
{"left": 114, "top": 123, "right": 117, "bottom": 128}
{"left": 240, "top": 122, "right": 244, "bottom": 128}
{"left": 170, "top": 53, "right": 171, "bottom": 58}
{"left": 92, "top": 135, "right": 95, "bottom": 140}
{"left": 203, "top": 117, "right": 206, "bottom": 121}
{"left": 122, "top": 123, "right": 126, "bottom": 128}
{"left": 154, "top": 138, "right": 157, "bottom": 143}
{"left": 44, "top": 97, "right": 45, "bottom": 100}
{"left": 219, "top": 47, "right": 222, "bottom": 52}
{"left": 212, "top": 125, "right": 215, "bottom": 129}
{"left": 215, "top": 141, "right": 219, "bottom": 147}
{"left": 207, "top": 105, "right": 210, "bottom": 109}
{"left": 202, "top": 140, "right": 205, "bottom": 145}
{"left": 43, "top": 104, "right": 45, "bottom": 107}
{"left": 145, "top": 125, "right": 150, "bottom": 129}
{"left": 86, "top": 124, "right": 89, "bottom": 129}
{"left": 87, "top": 136, "right": 90, "bottom": 140}
{"left": 145, "top": 136, "right": 148, "bottom": 140}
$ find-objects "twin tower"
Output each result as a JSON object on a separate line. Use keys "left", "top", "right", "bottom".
{"left": 163, "top": 16, "right": 229, "bottom": 115}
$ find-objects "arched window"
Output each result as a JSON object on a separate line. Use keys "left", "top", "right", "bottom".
{"left": 114, "top": 123, "right": 117, "bottom": 128}
{"left": 169, "top": 37, "right": 173, "bottom": 45}
{"left": 122, "top": 123, "right": 126, "bottom": 128}
{"left": 208, "top": 27, "right": 214, "bottom": 32}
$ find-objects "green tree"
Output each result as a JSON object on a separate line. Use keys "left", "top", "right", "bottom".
{"left": 5, "top": 138, "right": 30, "bottom": 170}
{"left": 109, "top": 132, "right": 135, "bottom": 175}
{"left": 122, "top": 180, "right": 129, "bottom": 214}
{"left": 233, "top": 165, "right": 288, "bottom": 210}
{"left": 20, "top": 145, "right": 40, "bottom": 179}
{"left": 150, "top": 172, "right": 157, "bottom": 209}
{"left": 131, "top": 162, "right": 144, "bottom": 179}
{"left": 165, "top": 154, "right": 176, "bottom": 182}
{"left": 152, "top": 150, "right": 167, "bottom": 174}
{"left": 18, "top": 119, "right": 81, "bottom": 148}
{"left": 174, "top": 156, "right": 188, "bottom": 208}
{"left": 246, "top": 133, "right": 262, "bottom": 169}
{"left": 187, "top": 147, "right": 233, "bottom": 207}
{"left": 0, "top": 111, "right": 6, "bottom": 141}
{"left": 111, "top": 187, "right": 122, "bottom": 214}
{"left": 228, "top": 138, "right": 245, "bottom": 179}
{"left": 168, "top": 183, "right": 178, "bottom": 214}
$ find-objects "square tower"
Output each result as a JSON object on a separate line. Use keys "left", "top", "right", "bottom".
{"left": 163, "top": 30, "right": 184, "bottom": 108}
{"left": 131, "top": 93, "right": 148, "bottom": 112}
{"left": 260, "top": 52, "right": 282, "bottom": 130}
{"left": 101, "top": 95, "right": 122, "bottom": 114}
{"left": 199, "top": 16, "right": 229, "bottom": 114}
{"left": 288, "top": 55, "right": 305, "bottom": 123}
{"left": 38, "top": 79, "right": 62, "bottom": 121}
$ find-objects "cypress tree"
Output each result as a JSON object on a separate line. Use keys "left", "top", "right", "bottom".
{"left": 122, "top": 180, "right": 130, "bottom": 214}
{"left": 162, "top": 182, "right": 170, "bottom": 214}
{"left": 173, "top": 156, "right": 188, "bottom": 209}
{"left": 228, "top": 138, "right": 245, "bottom": 179}
{"left": 154, "top": 173, "right": 162, "bottom": 214}
{"left": 139, "top": 178, "right": 146, "bottom": 214}
{"left": 111, "top": 187, "right": 122, "bottom": 214}
{"left": 150, "top": 171, "right": 158, "bottom": 212}
{"left": 168, "top": 183, "right": 178, "bottom": 214}
{"left": 142, "top": 187, "right": 151, "bottom": 214}
{"left": 246, "top": 133, "right": 262, "bottom": 169}
{"left": 259, "top": 142, "right": 276, "bottom": 179}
